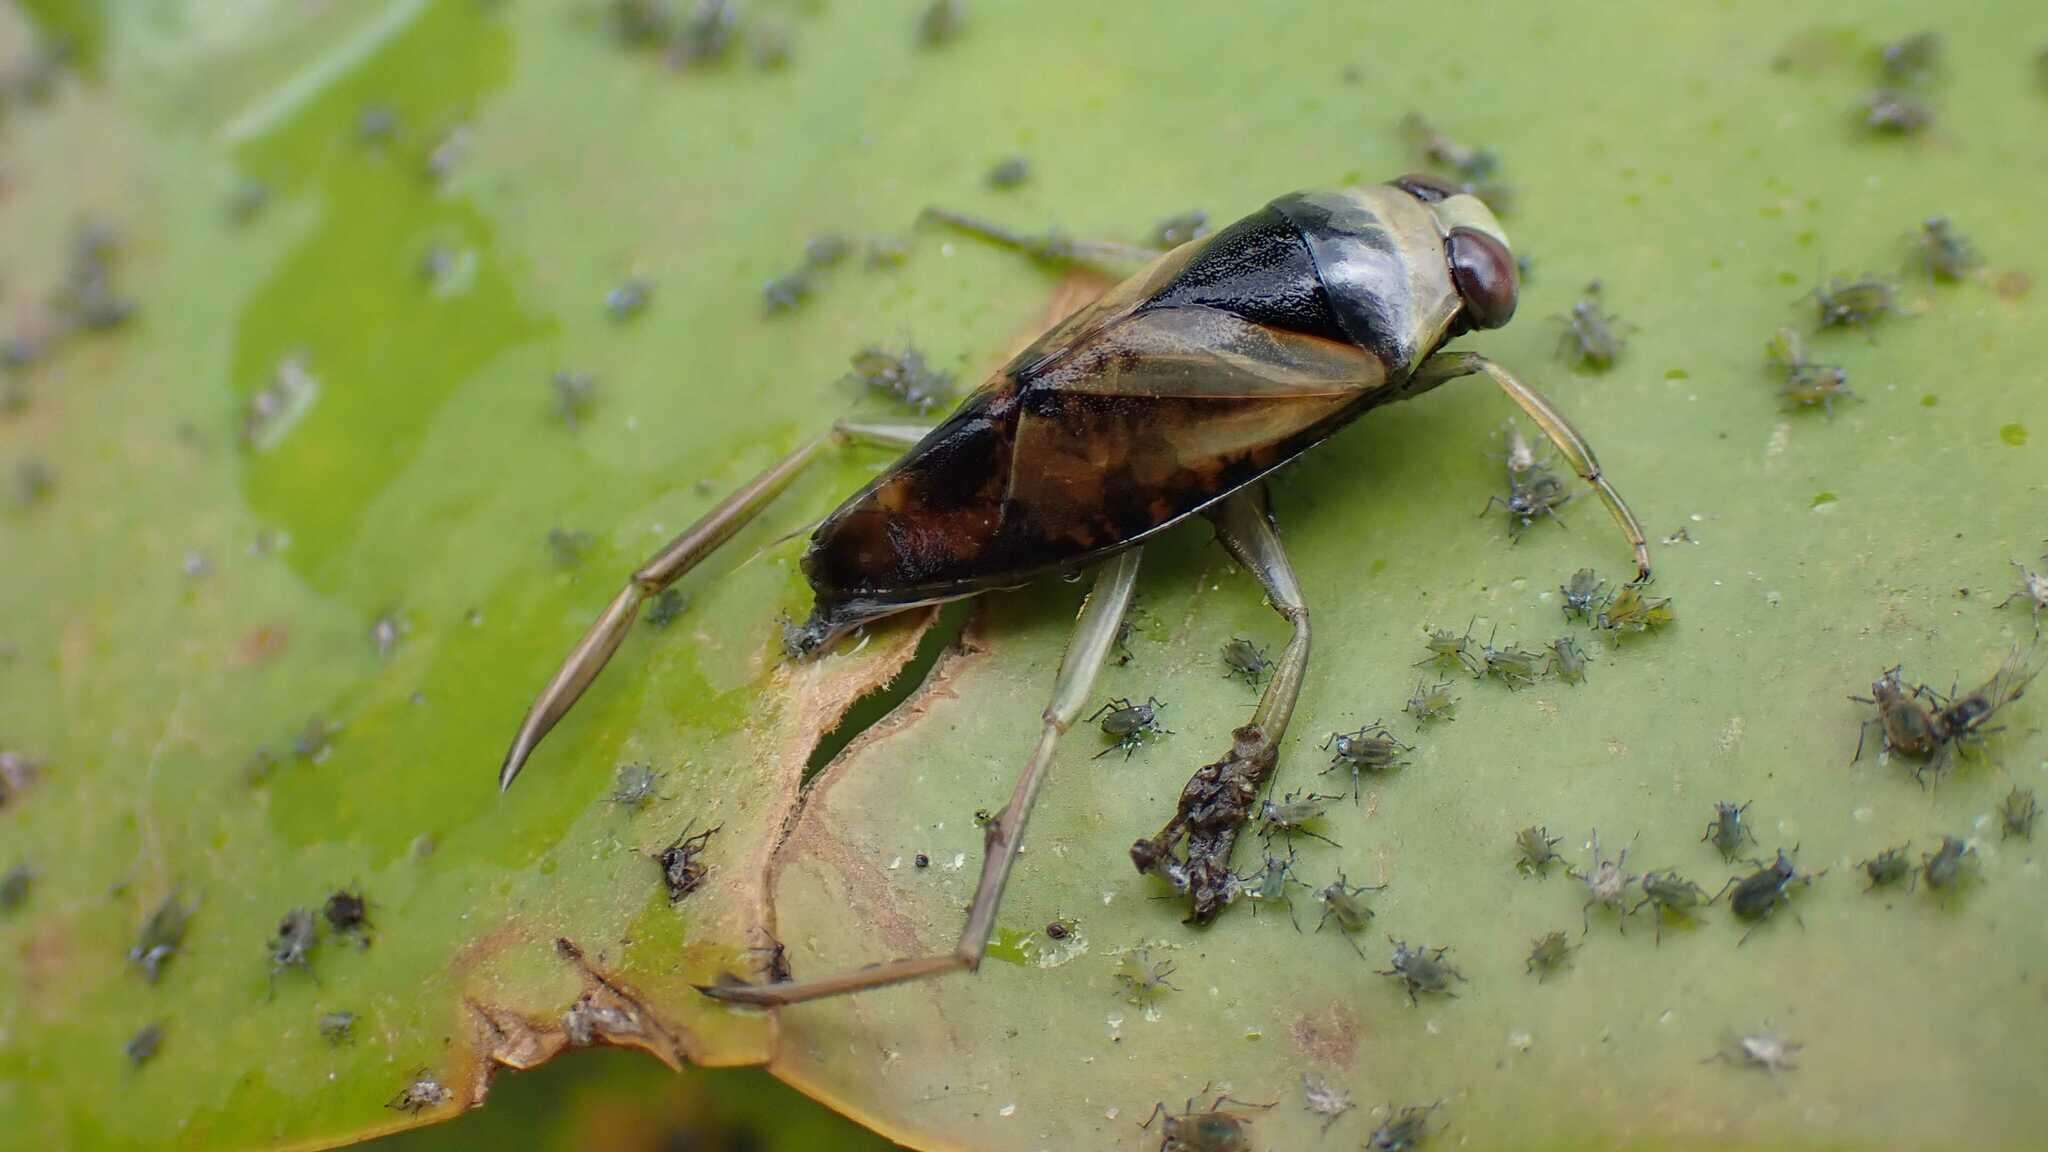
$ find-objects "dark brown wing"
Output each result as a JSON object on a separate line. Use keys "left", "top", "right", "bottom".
{"left": 802, "top": 272, "right": 1395, "bottom": 614}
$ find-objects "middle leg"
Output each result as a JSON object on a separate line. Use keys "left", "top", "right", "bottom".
{"left": 1131, "top": 485, "right": 1312, "bottom": 923}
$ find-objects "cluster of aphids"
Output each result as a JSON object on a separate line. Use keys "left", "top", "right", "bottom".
{"left": 1139, "top": 1088, "right": 1441, "bottom": 1152}
{"left": 762, "top": 232, "right": 912, "bottom": 315}
{"left": 1850, "top": 646, "right": 2039, "bottom": 786}
{"left": 1399, "top": 112, "right": 1513, "bottom": 216}
{"left": 1, "top": 220, "right": 134, "bottom": 433}
{"left": 605, "top": 0, "right": 962, "bottom": 73}
{"left": 1860, "top": 31, "right": 1941, "bottom": 136}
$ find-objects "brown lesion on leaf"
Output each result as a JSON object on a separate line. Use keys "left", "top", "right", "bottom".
{"left": 553, "top": 936, "right": 689, "bottom": 1066}
{"left": 464, "top": 998, "right": 567, "bottom": 1105}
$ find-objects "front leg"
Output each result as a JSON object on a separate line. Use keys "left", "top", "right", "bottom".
{"left": 1131, "top": 485, "right": 1311, "bottom": 923}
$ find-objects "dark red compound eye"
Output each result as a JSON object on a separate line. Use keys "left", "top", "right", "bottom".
{"left": 1392, "top": 172, "right": 1460, "bottom": 203}
{"left": 1447, "top": 226, "right": 1518, "bottom": 330}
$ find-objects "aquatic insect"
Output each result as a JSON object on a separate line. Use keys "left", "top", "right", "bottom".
{"left": 1861, "top": 89, "right": 1932, "bottom": 134}
{"left": 129, "top": 892, "right": 195, "bottom": 983}
{"left": 1706, "top": 1026, "right": 1801, "bottom": 1076}
{"left": 1515, "top": 825, "right": 1564, "bottom": 877}
{"left": 1571, "top": 831, "right": 1637, "bottom": 934}
{"left": 319, "top": 1010, "right": 356, "bottom": 1044}
{"left": 1998, "top": 560, "right": 2048, "bottom": 632}
{"left": 1483, "top": 470, "right": 1571, "bottom": 541}
{"left": 2001, "top": 785, "right": 2037, "bottom": 841}
{"left": 1403, "top": 678, "right": 1458, "bottom": 723}
{"left": 1256, "top": 789, "right": 1342, "bottom": 847}
{"left": 323, "top": 887, "right": 370, "bottom": 937}
{"left": 1418, "top": 620, "right": 1485, "bottom": 677}
{"left": 1632, "top": 869, "right": 1710, "bottom": 944}
{"left": 1322, "top": 723, "right": 1412, "bottom": 796}
{"left": 1857, "top": 844, "right": 1914, "bottom": 891}
{"left": 1555, "top": 281, "right": 1626, "bottom": 371}
{"left": 126, "top": 1023, "right": 163, "bottom": 1068}
{"left": 1220, "top": 636, "right": 1271, "bottom": 686}
{"left": 500, "top": 177, "right": 1652, "bottom": 1006}
{"left": 1597, "top": 582, "right": 1674, "bottom": 635}
{"left": 1151, "top": 210, "right": 1211, "bottom": 249}
{"left": 1850, "top": 665, "right": 1942, "bottom": 768}
{"left": 844, "top": 343, "right": 955, "bottom": 413}
{"left": 1141, "top": 1092, "right": 1272, "bottom": 1152}
{"left": 1525, "top": 930, "right": 1573, "bottom": 980}
{"left": 1237, "top": 850, "right": 1312, "bottom": 928}
{"left": 1559, "top": 567, "right": 1606, "bottom": 621}
{"left": 1714, "top": 847, "right": 1820, "bottom": 942}
{"left": 1810, "top": 276, "right": 1898, "bottom": 330}
{"left": 1913, "top": 217, "right": 1978, "bottom": 283}
{"left": 986, "top": 155, "right": 1031, "bottom": 189}
{"left": 1301, "top": 1072, "right": 1355, "bottom": 1133}
{"left": 1701, "top": 801, "right": 1756, "bottom": 861}
{"left": 388, "top": 1068, "right": 452, "bottom": 1113}
{"left": 1314, "top": 871, "right": 1386, "bottom": 954}
{"left": 1921, "top": 834, "right": 1977, "bottom": 896}
{"left": 1091, "top": 696, "right": 1171, "bottom": 759}
{"left": 1547, "top": 636, "right": 1590, "bottom": 685}
{"left": 269, "top": 908, "right": 319, "bottom": 993}
{"left": 1378, "top": 938, "right": 1466, "bottom": 1004}
{"left": 1477, "top": 629, "right": 1546, "bottom": 688}
{"left": 1367, "top": 1101, "right": 1442, "bottom": 1151}
{"left": 1114, "top": 947, "right": 1179, "bottom": 1007}
{"left": 655, "top": 822, "right": 720, "bottom": 902}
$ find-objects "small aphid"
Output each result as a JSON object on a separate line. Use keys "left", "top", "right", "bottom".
{"left": 986, "top": 156, "right": 1031, "bottom": 189}
{"left": 0, "top": 862, "right": 30, "bottom": 912}
{"left": 1221, "top": 636, "right": 1271, "bottom": 685}
{"left": 1779, "top": 360, "right": 1855, "bottom": 416}
{"left": 604, "top": 278, "right": 652, "bottom": 321}
{"left": 1707, "top": 1027, "right": 1802, "bottom": 1076}
{"left": 1597, "top": 582, "right": 1675, "bottom": 635}
{"left": 1367, "top": 1101, "right": 1442, "bottom": 1152}
{"left": 1141, "top": 1093, "right": 1271, "bottom": 1152}
{"left": 1111, "top": 616, "right": 1141, "bottom": 666}
{"left": 1559, "top": 568, "right": 1606, "bottom": 621}
{"left": 1921, "top": 835, "right": 1977, "bottom": 895}
{"left": 1321, "top": 723, "right": 1411, "bottom": 797}
{"left": 1091, "top": 696, "right": 1171, "bottom": 760}
{"left": 269, "top": 908, "right": 319, "bottom": 991}
{"left": 1525, "top": 930, "right": 1574, "bottom": 980}
{"left": 356, "top": 104, "right": 397, "bottom": 145}
{"left": 1314, "top": 872, "right": 1385, "bottom": 953}
{"left": 611, "top": 763, "right": 661, "bottom": 809}
{"left": 1714, "top": 847, "right": 1820, "bottom": 942}
{"left": 1997, "top": 560, "right": 2048, "bottom": 632}
{"left": 655, "top": 822, "right": 720, "bottom": 902}
{"left": 1301, "top": 1072, "right": 1355, "bottom": 1133}
{"left": 804, "top": 234, "right": 851, "bottom": 269}
{"left": 843, "top": 344, "right": 955, "bottom": 413}
{"left": 13, "top": 457, "right": 56, "bottom": 509}
{"left": 1633, "top": 869, "right": 1710, "bottom": 944}
{"left": 1477, "top": 629, "right": 1547, "bottom": 688}
{"left": 1237, "top": 850, "right": 1312, "bottom": 929}
{"left": 670, "top": 0, "right": 736, "bottom": 67}
{"left": 1515, "top": 825, "right": 1565, "bottom": 877}
{"left": 425, "top": 123, "right": 470, "bottom": 184}
{"left": 126, "top": 1023, "right": 163, "bottom": 1068}
{"left": 388, "top": 1068, "right": 452, "bottom": 1113}
{"left": 323, "top": 888, "right": 369, "bottom": 936}
{"left": 1850, "top": 666, "right": 1942, "bottom": 766}
{"left": 1417, "top": 620, "right": 1484, "bottom": 677}
{"left": 1150, "top": 210, "right": 1210, "bottom": 249}
{"left": 1547, "top": 636, "right": 1590, "bottom": 685}
{"left": 1572, "top": 831, "right": 1637, "bottom": 934}
{"left": 1857, "top": 844, "right": 1914, "bottom": 891}
{"left": 2001, "top": 786, "right": 2037, "bottom": 840}
{"left": 226, "top": 178, "right": 271, "bottom": 226}
{"left": 915, "top": 0, "right": 966, "bottom": 48}
{"left": 1701, "top": 801, "right": 1756, "bottom": 861}
{"left": 1257, "top": 789, "right": 1342, "bottom": 847}
{"left": 761, "top": 269, "right": 812, "bottom": 314}
{"left": 1556, "top": 282, "right": 1626, "bottom": 371}
{"left": 1913, "top": 217, "right": 1978, "bottom": 283}
{"left": 1114, "top": 947, "right": 1179, "bottom": 1007}
{"left": 1044, "top": 917, "right": 1077, "bottom": 941}
{"left": 1404, "top": 678, "right": 1457, "bottom": 723}
{"left": 1400, "top": 111, "right": 1498, "bottom": 181}
{"left": 1378, "top": 938, "right": 1466, "bottom": 1004}
{"left": 317, "top": 1010, "right": 357, "bottom": 1045}
{"left": 1878, "top": 30, "right": 1941, "bottom": 84}
{"left": 1862, "top": 88, "right": 1932, "bottom": 134}
{"left": 1811, "top": 276, "right": 1898, "bottom": 329}
{"left": 865, "top": 234, "right": 911, "bottom": 269}
{"left": 371, "top": 612, "right": 402, "bottom": 659}
{"left": 643, "top": 588, "right": 687, "bottom": 629}
{"left": 546, "top": 528, "right": 593, "bottom": 569}
{"left": 130, "top": 892, "right": 195, "bottom": 983}
{"left": 293, "top": 716, "right": 336, "bottom": 762}
{"left": 551, "top": 370, "right": 598, "bottom": 426}
{"left": 1483, "top": 470, "right": 1572, "bottom": 541}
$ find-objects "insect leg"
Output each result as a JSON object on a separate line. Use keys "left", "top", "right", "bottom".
{"left": 701, "top": 548, "right": 1143, "bottom": 1006}
{"left": 498, "top": 420, "right": 932, "bottom": 791}
{"left": 1421, "top": 353, "right": 1652, "bottom": 580}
